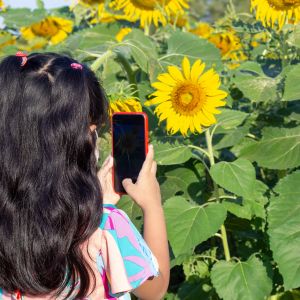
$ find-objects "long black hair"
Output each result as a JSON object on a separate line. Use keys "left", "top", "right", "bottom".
{"left": 0, "top": 52, "right": 108, "bottom": 299}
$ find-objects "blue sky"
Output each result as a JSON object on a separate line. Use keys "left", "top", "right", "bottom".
{"left": 5, "top": 0, "right": 72, "bottom": 8}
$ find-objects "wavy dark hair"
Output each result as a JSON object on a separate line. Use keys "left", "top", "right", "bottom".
{"left": 0, "top": 52, "right": 108, "bottom": 299}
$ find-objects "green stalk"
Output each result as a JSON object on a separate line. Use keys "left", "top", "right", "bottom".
{"left": 205, "top": 129, "right": 231, "bottom": 262}
{"left": 90, "top": 50, "right": 114, "bottom": 73}
{"left": 116, "top": 52, "right": 139, "bottom": 98}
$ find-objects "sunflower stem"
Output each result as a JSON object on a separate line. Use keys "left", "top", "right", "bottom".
{"left": 115, "top": 52, "right": 139, "bottom": 98}
{"left": 205, "top": 128, "right": 231, "bottom": 262}
{"left": 90, "top": 50, "right": 114, "bottom": 73}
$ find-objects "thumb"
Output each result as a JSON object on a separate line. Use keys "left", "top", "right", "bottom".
{"left": 122, "top": 178, "right": 136, "bottom": 197}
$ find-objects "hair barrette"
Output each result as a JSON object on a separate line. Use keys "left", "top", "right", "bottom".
{"left": 70, "top": 63, "right": 83, "bottom": 70}
{"left": 15, "top": 51, "right": 28, "bottom": 67}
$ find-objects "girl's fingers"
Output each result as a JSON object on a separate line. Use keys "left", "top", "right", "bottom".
{"left": 99, "top": 155, "right": 113, "bottom": 177}
{"left": 141, "top": 144, "right": 154, "bottom": 174}
{"left": 151, "top": 161, "right": 157, "bottom": 175}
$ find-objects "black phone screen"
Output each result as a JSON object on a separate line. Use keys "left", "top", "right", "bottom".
{"left": 112, "top": 114, "right": 147, "bottom": 193}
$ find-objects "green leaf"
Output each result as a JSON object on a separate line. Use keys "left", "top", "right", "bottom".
{"left": 210, "top": 158, "right": 256, "bottom": 198}
{"left": 287, "top": 24, "right": 300, "bottom": 48}
{"left": 268, "top": 171, "right": 300, "bottom": 290}
{"left": 164, "top": 197, "right": 227, "bottom": 256}
{"left": 65, "top": 24, "right": 119, "bottom": 51}
{"left": 0, "top": 8, "right": 46, "bottom": 28}
{"left": 214, "top": 125, "right": 250, "bottom": 150}
{"left": 123, "top": 29, "right": 158, "bottom": 73}
{"left": 164, "top": 31, "right": 222, "bottom": 69}
{"left": 222, "top": 180, "right": 267, "bottom": 220}
{"left": 158, "top": 164, "right": 205, "bottom": 201}
{"left": 216, "top": 108, "right": 249, "bottom": 129}
{"left": 211, "top": 255, "right": 272, "bottom": 300}
{"left": 153, "top": 141, "right": 192, "bottom": 165}
{"left": 183, "top": 255, "right": 211, "bottom": 279}
{"left": 283, "top": 64, "right": 300, "bottom": 101}
{"left": 222, "top": 198, "right": 252, "bottom": 220}
{"left": 178, "top": 277, "right": 214, "bottom": 300}
{"left": 233, "top": 62, "right": 279, "bottom": 102}
{"left": 240, "top": 127, "right": 300, "bottom": 170}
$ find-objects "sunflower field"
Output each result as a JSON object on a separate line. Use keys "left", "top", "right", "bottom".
{"left": 1, "top": 0, "right": 300, "bottom": 299}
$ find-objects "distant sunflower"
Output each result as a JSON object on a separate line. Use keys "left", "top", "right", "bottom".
{"left": 109, "top": 98, "right": 143, "bottom": 116}
{"left": 110, "top": 0, "right": 189, "bottom": 27}
{"left": 20, "top": 16, "right": 73, "bottom": 45}
{"left": 145, "top": 57, "right": 227, "bottom": 136}
{"left": 251, "top": 0, "right": 300, "bottom": 29}
{"left": 190, "top": 22, "right": 213, "bottom": 38}
{"left": 208, "top": 31, "right": 247, "bottom": 68}
{"left": 0, "top": 0, "right": 5, "bottom": 10}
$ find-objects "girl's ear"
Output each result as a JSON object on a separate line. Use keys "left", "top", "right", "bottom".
{"left": 89, "top": 124, "right": 97, "bottom": 132}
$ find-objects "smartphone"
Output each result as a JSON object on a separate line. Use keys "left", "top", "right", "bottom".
{"left": 111, "top": 112, "right": 148, "bottom": 194}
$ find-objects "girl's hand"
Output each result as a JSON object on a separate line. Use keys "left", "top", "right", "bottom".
{"left": 97, "top": 155, "right": 120, "bottom": 205}
{"left": 122, "top": 145, "right": 162, "bottom": 212}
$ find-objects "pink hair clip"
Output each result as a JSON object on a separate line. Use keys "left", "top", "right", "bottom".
{"left": 15, "top": 51, "right": 28, "bottom": 67}
{"left": 70, "top": 62, "right": 83, "bottom": 70}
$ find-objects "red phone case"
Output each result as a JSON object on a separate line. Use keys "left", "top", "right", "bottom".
{"left": 111, "top": 112, "right": 149, "bottom": 195}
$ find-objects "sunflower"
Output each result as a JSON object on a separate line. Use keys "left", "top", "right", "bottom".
{"left": 0, "top": 0, "right": 5, "bottom": 10}
{"left": 110, "top": 0, "right": 189, "bottom": 27}
{"left": 170, "top": 11, "right": 189, "bottom": 28}
{"left": 109, "top": 98, "right": 143, "bottom": 116}
{"left": 145, "top": 57, "right": 227, "bottom": 136}
{"left": 116, "top": 28, "right": 132, "bottom": 42}
{"left": 208, "top": 31, "right": 247, "bottom": 68}
{"left": 251, "top": 0, "right": 300, "bottom": 29}
{"left": 20, "top": 16, "right": 73, "bottom": 45}
{"left": 190, "top": 22, "right": 214, "bottom": 38}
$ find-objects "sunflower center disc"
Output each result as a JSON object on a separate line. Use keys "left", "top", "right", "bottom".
{"left": 31, "top": 19, "right": 60, "bottom": 37}
{"left": 172, "top": 83, "right": 205, "bottom": 115}
{"left": 267, "top": 0, "right": 300, "bottom": 9}
{"left": 131, "top": 0, "right": 171, "bottom": 10}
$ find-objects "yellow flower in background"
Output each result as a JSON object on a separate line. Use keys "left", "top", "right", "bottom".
{"left": 170, "top": 12, "right": 189, "bottom": 28}
{"left": 116, "top": 28, "right": 132, "bottom": 42}
{"left": 145, "top": 57, "right": 227, "bottom": 136}
{"left": 0, "top": 0, "right": 5, "bottom": 10}
{"left": 75, "top": 0, "right": 133, "bottom": 24}
{"left": 190, "top": 22, "right": 214, "bottom": 38}
{"left": 208, "top": 31, "right": 243, "bottom": 59}
{"left": 109, "top": 98, "right": 143, "bottom": 116}
{"left": 20, "top": 16, "right": 73, "bottom": 45}
{"left": 190, "top": 25, "right": 247, "bottom": 68}
{"left": 110, "top": 0, "right": 189, "bottom": 27}
{"left": 251, "top": 0, "right": 300, "bottom": 29}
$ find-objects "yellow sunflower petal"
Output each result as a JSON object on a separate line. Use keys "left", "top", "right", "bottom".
{"left": 152, "top": 82, "right": 173, "bottom": 92}
{"left": 157, "top": 73, "right": 176, "bottom": 86}
{"left": 182, "top": 56, "right": 191, "bottom": 80}
{"left": 191, "top": 59, "right": 205, "bottom": 82}
{"left": 167, "top": 65, "right": 184, "bottom": 82}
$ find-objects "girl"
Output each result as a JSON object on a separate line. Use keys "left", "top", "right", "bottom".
{"left": 0, "top": 52, "right": 169, "bottom": 300}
